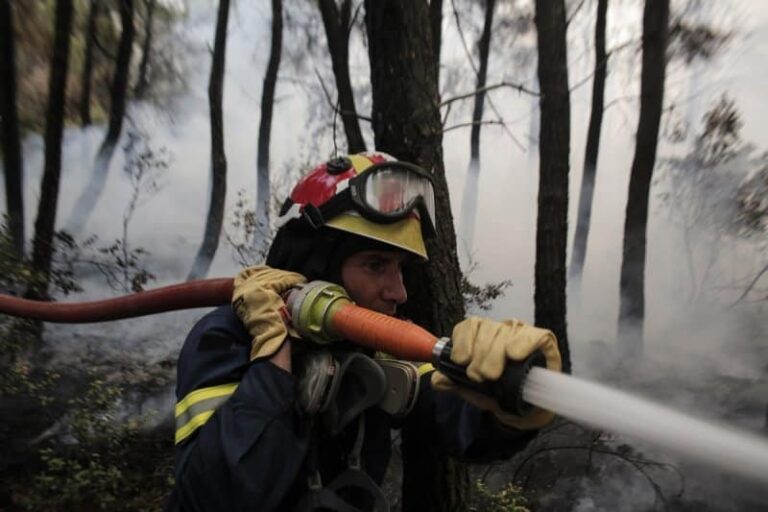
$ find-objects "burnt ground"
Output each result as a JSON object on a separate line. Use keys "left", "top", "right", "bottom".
{"left": 2, "top": 310, "right": 766, "bottom": 511}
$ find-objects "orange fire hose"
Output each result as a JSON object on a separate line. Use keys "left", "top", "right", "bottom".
{"left": 0, "top": 280, "right": 538, "bottom": 413}
{"left": 0, "top": 279, "right": 436, "bottom": 361}
{"left": 329, "top": 303, "right": 437, "bottom": 362}
{"left": 0, "top": 279, "right": 234, "bottom": 323}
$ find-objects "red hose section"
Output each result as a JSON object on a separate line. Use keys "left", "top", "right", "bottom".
{"left": 0, "top": 278, "right": 234, "bottom": 323}
{"left": 330, "top": 303, "right": 437, "bottom": 362}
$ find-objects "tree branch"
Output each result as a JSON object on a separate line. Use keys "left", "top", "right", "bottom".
{"left": 443, "top": 119, "right": 505, "bottom": 133}
{"left": 566, "top": 0, "right": 587, "bottom": 26}
{"left": 730, "top": 260, "right": 768, "bottom": 307}
{"left": 441, "top": 81, "right": 540, "bottom": 108}
{"left": 314, "top": 68, "right": 372, "bottom": 123}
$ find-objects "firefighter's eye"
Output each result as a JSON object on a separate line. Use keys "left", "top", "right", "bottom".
{"left": 364, "top": 258, "right": 387, "bottom": 274}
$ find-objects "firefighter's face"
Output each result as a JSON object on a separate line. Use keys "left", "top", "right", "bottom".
{"left": 341, "top": 250, "right": 408, "bottom": 316}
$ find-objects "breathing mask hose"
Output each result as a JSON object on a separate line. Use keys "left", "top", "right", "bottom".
{"left": 0, "top": 279, "right": 541, "bottom": 415}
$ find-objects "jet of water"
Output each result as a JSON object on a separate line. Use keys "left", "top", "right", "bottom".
{"left": 523, "top": 367, "right": 768, "bottom": 485}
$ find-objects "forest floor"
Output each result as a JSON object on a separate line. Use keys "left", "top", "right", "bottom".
{"left": 2, "top": 313, "right": 767, "bottom": 511}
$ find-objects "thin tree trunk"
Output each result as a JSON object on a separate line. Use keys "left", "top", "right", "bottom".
{"left": 255, "top": 0, "right": 282, "bottom": 256}
{"left": 430, "top": 0, "right": 443, "bottom": 83}
{"left": 534, "top": 0, "right": 572, "bottom": 373}
{"left": 29, "top": 0, "right": 74, "bottom": 298}
{"left": 618, "top": 0, "right": 669, "bottom": 355}
{"left": 79, "top": 0, "right": 98, "bottom": 126}
{"left": 134, "top": 0, "right": 156, "bottom": 98}
{"left": 318, "top": 0, "right": 366, "bottom": 153}
{"left": 459, "top": 0, "right": 496, "bottom": 251}
{"left": 0, "top": 0, "right": 25, "bottom": 259}
{"left": 188, "top": 0, "right": 230, "bottom": 280}
{"left": 67, "top": 0, "right": 135, "bottom": 232}
{"left": 365, "top": 2, "right": 468, "bottom": 510}
{"left": 570, "top": 0, "right": 608, "bottom": 287}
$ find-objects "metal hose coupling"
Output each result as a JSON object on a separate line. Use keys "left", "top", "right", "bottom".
{"left": 285, "top": 281, "right": 353, "bottom": 344}
{"left": 432, "top": 338, "right": 546, "bottom": 416}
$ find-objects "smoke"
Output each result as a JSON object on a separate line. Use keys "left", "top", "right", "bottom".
{"left": 2, "top": 0, "right": 767, "bottom": 508}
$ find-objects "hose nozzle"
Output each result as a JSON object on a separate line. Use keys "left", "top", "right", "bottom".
{"left": 285, "top": 281, "right": 352, "bottom": 344}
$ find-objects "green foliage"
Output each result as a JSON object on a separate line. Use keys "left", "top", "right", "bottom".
{"left": 11, "top": 376, "right": 172, "bottom": 511}
{"left": 461, "top": 259, "right": 512, "bottom": 312}
{"left": 0, "top": 218, "right": 172, "bottom": 511}
{"left": 471, "top": 480, "right": 530, "bottom": 512}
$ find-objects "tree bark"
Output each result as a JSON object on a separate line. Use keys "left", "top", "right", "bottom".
{"left": 134, "top": 0, "right": 156, "bottom": 98}
{"left": 254, "top": 0, "right": 282, "bottom": 254}
{"left": 365, "top": 2, "right": 468, "bottom": 510}
{"left": 534, "top": 0, "right": 572, "bottom": 373}
{"left": 459, "top": 0, "right": 496, "bottom": 251}
{"left": 67, "top": 0, "right": 135, "bottom": 232}
{"left": 188, "top": 0, "right": 230, "bottom": 280}
{"left": 79, "top": 0, "right": 99, "bottom": 126}
{"left": 429, "top": 0, "right": 443, "bottom": 83}
{"left": 318, "top": 0, "right": 366, "bottom": 153}
{"left": 618, "top": 0, "right": 669, "bottom": 354}
{"left": 29, "top": 0, "right": 74, "bottom": 298}
{"left": 570, "top": 0, "right": 608, "bottom": 287}
{"left": 0, "top": 0, "right": 25, "bottom": 259}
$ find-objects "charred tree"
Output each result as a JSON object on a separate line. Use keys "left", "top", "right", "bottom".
{"left": 188, "top": 0, "right": 230, "bottom": 280}
{"left": 534, "top": 0, "right": 571, "bottom": 372}
{"left": 319, "top": 0, "right": 366, "bottom": 153}
{"left": 255, "top": 0, "right": 282, "bottom": 253}
{"left": 0, "top": 0, "right": 25, "bottom": 259}
{"left": 67, "top": 0, "right": 135, "bottom": 232}
{"left": 365, "top": 2, "right": 468, "bottom": 511}
{"left": 618, "top": 0, "right": 669, "bottom": 354}
{"left": 134, "top": 0, "right": 157, "bottom": 98}
{"left": 29, "top": 0, "right": 74, "bottom": 298}
{"left": 430, "top": 0, "right": 443, "bottom": 82}
{"left": 570, "top": 0, "right": 608, "bottom": 287}
{"left": 458, "top": 0, "right": 496, "bottom": 251}
{"left": 79, "top": 0, "right": 99, "bottom": 126}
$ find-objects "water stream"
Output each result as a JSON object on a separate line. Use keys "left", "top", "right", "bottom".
{"left": 523, "top": 367, "right": 768, "bottom": 486}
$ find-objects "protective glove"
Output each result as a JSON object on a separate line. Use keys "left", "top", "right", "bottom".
{"left": 431, "top": 316, "right": 561, "bottom": 430}
{"left": 232, "top": 265, "right": 307, "bottom": 360}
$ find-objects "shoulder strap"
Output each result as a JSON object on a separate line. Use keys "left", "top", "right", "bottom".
{"left": 293, "top": 416, "right": 390, "bottom": 512}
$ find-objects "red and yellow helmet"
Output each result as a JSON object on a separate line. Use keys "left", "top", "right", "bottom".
{"left": 276, "top": 152, "right": 435, "bottom": 261}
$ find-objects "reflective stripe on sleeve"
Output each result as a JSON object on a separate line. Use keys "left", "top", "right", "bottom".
{"left": 417, "top": 363, "right": 435, "bottom": 377}
{"left": 175, "top": 382, "right": 238, "bottom": 444}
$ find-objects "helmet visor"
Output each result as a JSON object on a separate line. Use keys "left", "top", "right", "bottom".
{"left": 354, "top": 163, "right": 436, "bottom": 230}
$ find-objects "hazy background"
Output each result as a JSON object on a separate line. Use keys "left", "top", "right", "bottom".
{"left": 3, "top": 0, "right": 767, "bottom": 508}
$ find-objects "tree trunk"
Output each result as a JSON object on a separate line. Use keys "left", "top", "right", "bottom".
{"left": 188, "top": 0, "right": 230, "bottom": 280}
{"left": 429, "top": 0, "right": 443, "bottom": 83}
{"left": 618, "top": 0, "right": 669, "bottom": 355}
{"left": 365, "top": 2, "right": 468, "bottom": 510}
{"left": 67, "top": 0, "right": 135, "bottom": 232}
{"left": 318, "top": 0, "right": 366, "bottom": 153}
{"left": 29, "top": 0, "right": 74, "bottom": 298}
{"left": 570, "top": 0, "right": 608, "bottom": 288}
{"left": 458, "top": 0, "right": 496, "bottom": 252}
{"left": 254, "top": 0, "right": 282, "bottom": 256}
{"left": 0, "top": 0, "right": 25, "bottom": 259}
{"left": 134, "top": 0, "right": 156, "bottom": 98}
{"left": 534, "top": 0, "right": 572, "bottom": 373}
{"left": 79, "top": 0, "right": 98, "bottom": 126}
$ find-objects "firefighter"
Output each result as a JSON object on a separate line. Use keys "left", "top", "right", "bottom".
{"left": 166, "top": 152, "right": 561, "bottom": 511}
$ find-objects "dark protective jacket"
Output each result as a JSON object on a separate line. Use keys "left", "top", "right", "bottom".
{"left": 166, "top": 306, "right": 535, "bottom": 511}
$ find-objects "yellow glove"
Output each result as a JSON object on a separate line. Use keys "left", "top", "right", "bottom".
{"left": 431, "top": 316, "right": 561, "bottom": 430}
{"left": 232, "top": 265, "right": 307, "bottom": 360}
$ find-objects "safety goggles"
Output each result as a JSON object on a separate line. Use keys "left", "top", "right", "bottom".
{"left": 321, "top": 161, "right": 437, "bottom": 235}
